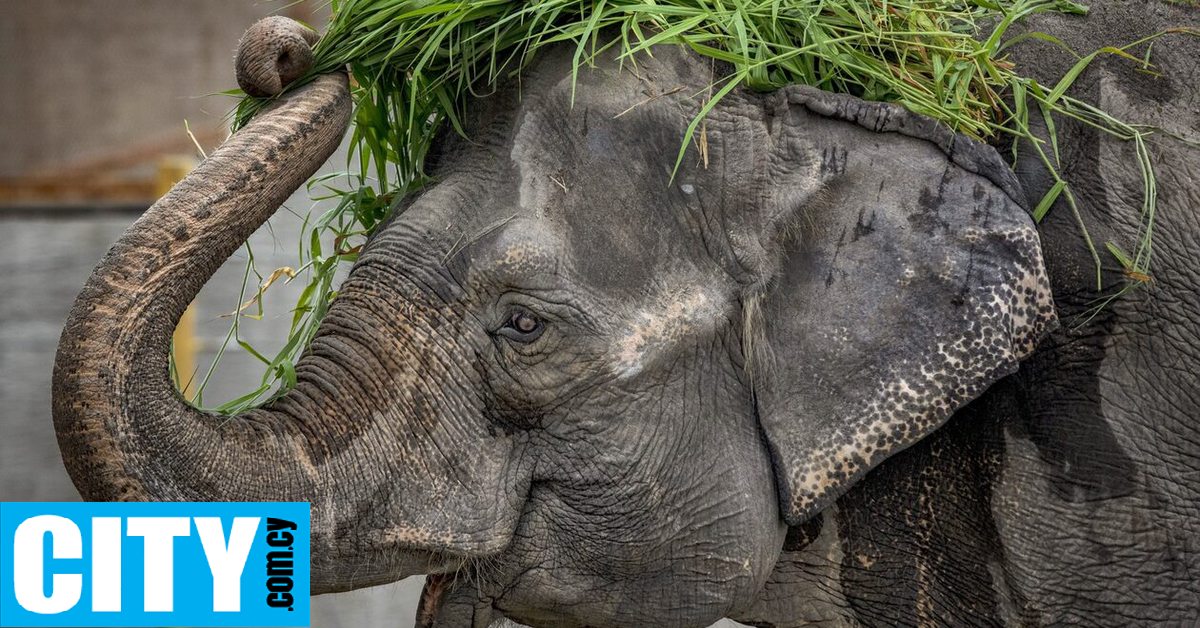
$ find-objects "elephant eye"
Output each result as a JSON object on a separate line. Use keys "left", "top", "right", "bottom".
{"left": 497, "top": 308, "right": 545, "bottom": 343}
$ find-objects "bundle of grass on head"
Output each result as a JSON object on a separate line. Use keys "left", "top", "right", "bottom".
{"left": 192, "top": 0, "right": 1193, "bottom": 413}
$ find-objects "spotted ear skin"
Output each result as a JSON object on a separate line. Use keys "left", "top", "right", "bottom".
{"left": 743, "top": 86, "right": 1056, "bottom": 526}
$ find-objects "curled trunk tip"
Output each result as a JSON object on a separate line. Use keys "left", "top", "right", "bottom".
{"left": 237, "top": 15, "right": 319, "bottom": 98}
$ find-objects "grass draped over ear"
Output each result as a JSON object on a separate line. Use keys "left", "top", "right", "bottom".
{"left": 185, "top": 0, "right": 1196, "bottom": 412}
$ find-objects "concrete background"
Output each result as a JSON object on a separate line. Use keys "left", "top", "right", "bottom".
{"left": 0, "top": 1, "right": 265, "bottom": 190}
{"left": 0, "top": 1, "right": 331, "bottom": 180}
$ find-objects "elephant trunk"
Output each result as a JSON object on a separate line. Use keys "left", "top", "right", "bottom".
{"left": 52, "top": 17, "right": 350, "bottom": 506}
{"left": 53, "top": 18, "right": 499, "bottom": 591}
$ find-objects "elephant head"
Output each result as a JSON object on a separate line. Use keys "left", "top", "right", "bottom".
{"left": 52, "top": 17, "right": 1055, "bottom": 628}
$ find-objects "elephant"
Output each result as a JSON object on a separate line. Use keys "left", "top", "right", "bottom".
{"left": 51, "top": 3, "right": 1199, "bottom": 627}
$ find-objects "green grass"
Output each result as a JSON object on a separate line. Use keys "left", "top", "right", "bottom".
{"left": 179, "top": 0, "right": 1197, "bottom": 412}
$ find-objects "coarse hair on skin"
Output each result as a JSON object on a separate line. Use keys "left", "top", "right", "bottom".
{"left": 738, "top": 184, "right": 828, "bottom": 388}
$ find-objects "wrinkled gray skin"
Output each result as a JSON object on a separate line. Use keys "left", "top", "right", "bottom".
{"left": 730, "top": 3, "right": 1200, "bottom": 628}
{"left": 50, "top": 4, "right": 1197, "bottom": 628}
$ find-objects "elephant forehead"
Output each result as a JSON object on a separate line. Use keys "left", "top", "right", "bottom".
{"left": 456, "top": 219, "right": 567, "bottom": 286}
{"left": 507, "top": 93, "right": 689, "bottom": 217}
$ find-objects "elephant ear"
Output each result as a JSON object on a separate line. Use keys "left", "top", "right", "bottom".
{"left": 736, "top": 86, "right": 1056, "bottom": 526}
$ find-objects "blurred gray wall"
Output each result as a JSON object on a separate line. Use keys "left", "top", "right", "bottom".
{"left": 0, "top": 1, "right": 268, "bottom": 178}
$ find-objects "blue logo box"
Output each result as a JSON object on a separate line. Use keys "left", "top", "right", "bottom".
{"left": 0, "top": 502, "right": 310, "bottom": 627}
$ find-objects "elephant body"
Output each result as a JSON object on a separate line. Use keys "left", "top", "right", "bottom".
{"left": 51, "top": 3, "right": 1199, "bottom": 628}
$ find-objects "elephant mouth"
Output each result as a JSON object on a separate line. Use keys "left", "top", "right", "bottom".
{"left": 417, "top": 569, "right": 520, "bottom": 628}
{"left": 416, "top": 571, "right": 480, "bottom": 628}
{"left": 416, "top": 573, "right": 450, "bottom": 628}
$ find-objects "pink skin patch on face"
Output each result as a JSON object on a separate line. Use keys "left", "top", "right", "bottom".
{"left": 613, "top": 284, "right": 723, "bottom": 379}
